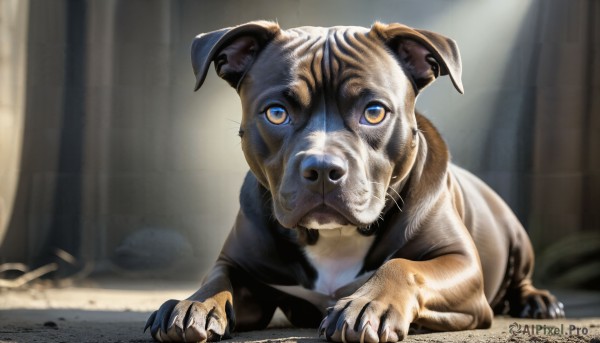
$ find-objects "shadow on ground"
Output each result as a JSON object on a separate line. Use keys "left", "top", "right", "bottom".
{"left": 1, "top": 309, "right": 599, "bottom": 343}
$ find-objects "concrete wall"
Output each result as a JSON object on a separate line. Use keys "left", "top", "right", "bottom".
{"left": 0, "top": 0, "right": 29, "bottom": 253}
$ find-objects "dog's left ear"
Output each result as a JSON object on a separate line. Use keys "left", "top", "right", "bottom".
{"left": 191, "top": 21, "right": 281, "bottom": 91}
{"left": 371, "top": 22, "right": 463, "bottom": 94}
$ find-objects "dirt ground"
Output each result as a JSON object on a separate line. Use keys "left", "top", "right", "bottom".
{"left": 1, "top": 279, "right": 599, "bottom": 343}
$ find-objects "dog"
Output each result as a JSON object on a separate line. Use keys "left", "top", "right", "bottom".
{"left": 145, "top": 21, "right": 564, "bottom": 342}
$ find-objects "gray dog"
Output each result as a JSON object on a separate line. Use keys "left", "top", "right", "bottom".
{"left": 146, "top": 21, "right": 564, "bottom": 342}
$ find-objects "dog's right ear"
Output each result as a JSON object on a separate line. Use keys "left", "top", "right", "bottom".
{"left": 191, "top": 21, "right": 280, "bottom": 91}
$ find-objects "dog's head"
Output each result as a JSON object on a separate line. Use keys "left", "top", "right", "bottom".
{"left": 192, "top": 21, "right": 462, "bottom": 231}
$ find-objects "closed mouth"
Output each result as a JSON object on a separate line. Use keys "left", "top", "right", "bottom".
{"left": 297, "top": 204, "right": 350, "bottom": 229}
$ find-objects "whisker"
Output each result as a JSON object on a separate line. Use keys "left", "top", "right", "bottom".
{"left": 386, "top": 186, "right": 405, "bottom": 206}
{"left": 369, "top": 180, "right": 404, "bottom": 209}
{"left": 386, "top": 191, "right": 403, "bottom": 212}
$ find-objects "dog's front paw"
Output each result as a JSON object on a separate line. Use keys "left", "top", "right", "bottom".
{"left": 145, "top": 298, "right": 234, "bottom": 342}
{"left": 319, "top": 296, "right": 413, "bottom": 342}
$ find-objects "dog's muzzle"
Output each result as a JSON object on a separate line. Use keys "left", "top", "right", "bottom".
{"left": 278, "top": 152, "right": 368, "bottom": 230}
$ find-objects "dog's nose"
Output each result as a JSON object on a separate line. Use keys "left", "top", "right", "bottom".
{"left": 300, "top": 154, "right": 347, "bottom": 193}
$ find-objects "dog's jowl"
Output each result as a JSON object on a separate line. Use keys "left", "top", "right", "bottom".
{"left": 146, "top": 21, "right": 564, "bottom": 343}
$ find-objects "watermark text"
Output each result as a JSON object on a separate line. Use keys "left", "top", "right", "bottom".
{"left": 509, "top": 322, "right": 589, "bottom": 336}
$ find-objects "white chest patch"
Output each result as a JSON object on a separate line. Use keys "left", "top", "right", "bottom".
{"left": 304, "top": 226, "right": 375, "bottom": 296}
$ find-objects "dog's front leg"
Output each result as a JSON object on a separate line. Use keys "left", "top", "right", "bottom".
{"left": 145, "top": 262, "right": 235, "bottom": 342}
{"left": 321, "top": 254, "right": 493, "bottom": 342}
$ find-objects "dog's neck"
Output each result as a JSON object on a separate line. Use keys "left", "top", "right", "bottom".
{"left": 303, "top": 226, "right": 375, "bottom": 296}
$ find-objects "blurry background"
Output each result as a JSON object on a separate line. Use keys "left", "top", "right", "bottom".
{"left": 0, "top": 0, "right": 598, "bottom": 291}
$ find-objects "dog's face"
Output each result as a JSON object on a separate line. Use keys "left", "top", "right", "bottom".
{"left": 192, "top": 22, "right": 463, "bottom": 230}
{"left": 239, "top": 26, "right": 417, "bottom": 230}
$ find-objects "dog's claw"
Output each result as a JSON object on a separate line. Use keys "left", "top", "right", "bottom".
{"left": 360, "top": 323, "right": 368, "bottom": 343}
{"left": 358, "top": 319, "right": 372, "bottom": 342}
{"left": 183, "top": 304, "right": 194, "bottom": 330}
{"left": 358, "top": 320, "right": 370, "bottom": 334}
{"left": 380, "top": 326, "right": 389, "bottom": 342}
{"left": 145, "top": 311, "right": 157, "bottom": 333}
{"left": 156, "top": 329, "right": 166, "bottom": 342}
{"left": 558, "top": 301, "right": 565, "bottom": 318}
{"left": 341, "top": 322, "right": 348, "bottom": 343}
{"left": 167, "top": 313, "right": 179, "bottom": 332}
{"left": 207, "top": 316, "right": 224, "bottom": 336}
{"left": 318, "top": 316, "right": 327, "bottom": 337}
{"left": 160, "top": 311, "right": 171, "bottom": 335}
{"left": 553, "top": 301, "right": 565, "bottom": 318}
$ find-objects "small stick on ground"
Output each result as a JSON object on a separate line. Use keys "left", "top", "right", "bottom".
{"left": 0, "top": 263, "right": 58, "bottom": 288}
{"left": 0, "top": 262, "right": 29, "bottom": 273}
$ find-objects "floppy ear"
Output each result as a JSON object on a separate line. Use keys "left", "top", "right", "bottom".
{"left": 371, "top": 22, "right": 464, "bottom": 94}
{"left": 191, "top": 21, "right": 280, "bottom": 91}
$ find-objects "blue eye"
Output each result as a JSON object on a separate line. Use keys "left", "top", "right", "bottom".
{"left": 265, "top": 106, "right": 289, "bottom": 125}
{"left": 361, "top": 104, "right": 387, "bottom": 125}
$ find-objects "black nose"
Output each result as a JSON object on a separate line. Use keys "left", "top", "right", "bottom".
{"left": 300, "top": 154, "right": 347, "bottom": 193}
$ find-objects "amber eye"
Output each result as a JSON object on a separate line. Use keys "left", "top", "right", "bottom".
{"left": 265, "top": 105, "right": 289, "bottom": 125}
{"left": 361, "top": 103, "right": 387, "bottom": 125}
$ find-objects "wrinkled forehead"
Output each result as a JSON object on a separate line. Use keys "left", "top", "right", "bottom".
{"left": 241, "top": 25, "right": 405, "bottom": 108}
